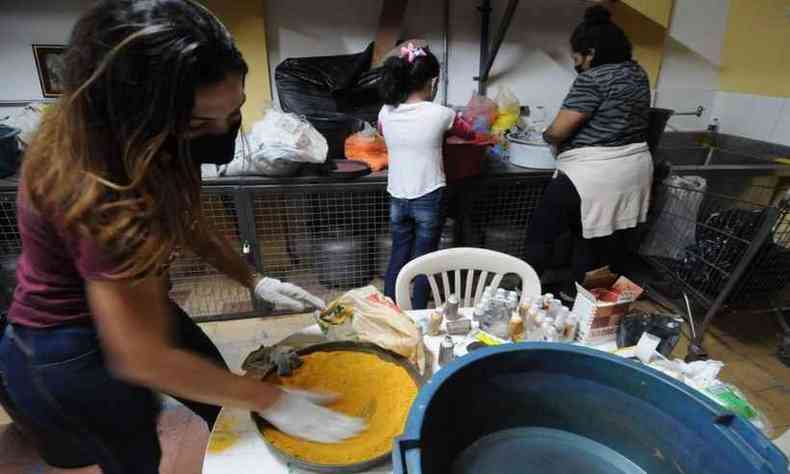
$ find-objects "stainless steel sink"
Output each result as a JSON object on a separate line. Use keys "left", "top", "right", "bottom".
{"left": 654, "top": 145, "right": 788, "bottom": 174}
{"left": 653, "top": 146, "right": 709, "bottom": 166}
{"left": 654, "top": 140, "right": 789, "bottom": 208}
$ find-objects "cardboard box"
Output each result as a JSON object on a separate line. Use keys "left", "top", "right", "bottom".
{"left": 573, "top": 267, "right": 644, "bottom": 344}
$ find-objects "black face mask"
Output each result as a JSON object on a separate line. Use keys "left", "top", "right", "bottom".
{"left": 167, "top": 119, "right": 241, "bottom": 165}
{"left": 574, "top": 64, "right": 585, "bottom": 74}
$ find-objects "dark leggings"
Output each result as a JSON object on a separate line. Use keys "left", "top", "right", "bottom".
{"left": 527, "top": 173, "right": 635, "bottom": 290}
{"left": 0, "top": 303, "right": 226, "bottom": 472}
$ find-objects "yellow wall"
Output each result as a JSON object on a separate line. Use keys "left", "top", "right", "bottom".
{"left": 200, "top": 0, "right": 272, "bottom": 126}
{"left": 612, "top": 2, "right": 670, "bottom": 87}
{"left": 620, "top": 0, "right": 673, "bottom": 28}
{"left": 719, "top": 0, "right": 790, "bottom": 97}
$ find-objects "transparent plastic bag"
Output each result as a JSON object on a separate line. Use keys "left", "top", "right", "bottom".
{"left": 641, "top": 175, "right": 707, "bottom": 259}
{"left": 462, "top": 93, "right": 498, "bottom": 133}
{"left": 316, "top": 286, "right": 427, "bottom": 374}
{"left": 220, "top": 109, "right": 328, "bottom": 177}
{"left": 492, "top": 86, "right": 520, "bottom": 134}
{"left": 703, "top": 382, "right": 773, "bottom": 437}
{"left": 344, "top": 122, "right": 388, "bottom": 171}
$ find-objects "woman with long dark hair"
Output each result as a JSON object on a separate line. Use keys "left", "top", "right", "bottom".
{"left": 527, "top": 5, "right": 653, "bottom": 298}
{"left": 0, "top": 1, "right": 363, "bottom": 472}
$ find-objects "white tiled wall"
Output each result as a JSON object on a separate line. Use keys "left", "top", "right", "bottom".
{"left": 655, "top": 38, "right": 720, "bottom": 132}
{"left": 711, "top": 92, "right": 790, "bottom": 146}
{"left": 655, "top": 87, "right": 717, "bottom": 131}
{"left": 771, "top": 100, "right": 790, "bottom": 148}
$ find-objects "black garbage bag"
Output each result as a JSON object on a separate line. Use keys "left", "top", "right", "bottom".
{"left": 739, "top": 243, "right": 790, "bottom": 295}
{"left": 670, "top": 208, "right": 781, "bottom": 298}
{"left": 275, "top": 43, "right": 386, "bottom": 160}
{"left": 0, "top": 125, "right": 22, "bottom": 179}
{"left": 617, "top": 312, "right": 683, "bottom": 357}
{"left": 696, "top": 208, "right": 766, "bottom": 245}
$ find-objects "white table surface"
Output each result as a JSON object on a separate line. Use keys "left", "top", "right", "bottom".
{"left": 201, "top": 309, "right": 616, "bottom": 474}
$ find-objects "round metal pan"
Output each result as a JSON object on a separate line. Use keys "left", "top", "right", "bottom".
{"left": 250, "top": 341, "right": 423, "bottom": 473}
{"left": 325, "top": 159, "right": 371, "bottom": 180}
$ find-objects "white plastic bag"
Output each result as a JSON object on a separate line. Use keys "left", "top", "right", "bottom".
{"left": 641, "top": 175, "right": 707, "bottom": 259}
{"left": 316, "top": 286, "right": 427, "bottom": 374}
{"left": 219, "top": 110, "right": 328, "bottom": 177}
{"left": 2, "top": 103, "right": 47, "bottom": 146}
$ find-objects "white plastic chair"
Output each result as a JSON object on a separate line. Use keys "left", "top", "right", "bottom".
{"left": 395, "top": 247, "right": 542, "bottom": 311}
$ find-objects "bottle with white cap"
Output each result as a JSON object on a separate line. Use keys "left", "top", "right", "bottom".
{"left": 444, "top": 294, "right": 460, "bottom": 321}
{"left": 473, "top": 305, "right": 485, "bottom": 323}
{"left": 555, "top": 307, "right": 570, "bottom": 330}
{"left": 542, "top": 293, "right": 554, "bottom": 309}
{"left": 542, "top": 323, "right": 559, "bottom": 342}
{"left": 525, "top": 310, "right": 548, "bottom": 341}
{"left": 506, "top": 294, "right": 518, "bottom": 314}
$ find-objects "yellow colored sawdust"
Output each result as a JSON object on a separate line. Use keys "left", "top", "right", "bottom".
{"left": 261, "top": 351, "right": 419, "bottom": 466}
{"left": 207, "top": 417, "right": 240, "bottom": 453}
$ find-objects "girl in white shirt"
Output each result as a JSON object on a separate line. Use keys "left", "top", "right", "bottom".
{"left": 379, "top": 44, "right": 474, "bottom": 309}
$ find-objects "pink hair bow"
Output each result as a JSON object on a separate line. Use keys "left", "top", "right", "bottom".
{"left": 399, "top": 42, "right": 427, "bottom": 63}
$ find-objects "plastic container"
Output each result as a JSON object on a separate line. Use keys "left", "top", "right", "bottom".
{"left": 443, "top": 136, "right": 496, "bottom": 182}
{"left": 393, "top": 344, "right": 788, "bottom": 474}
{"left": 507, "top": 136, "right": 556, "bottom": 170}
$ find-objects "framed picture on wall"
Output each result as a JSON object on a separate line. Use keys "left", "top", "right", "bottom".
{"left": 32, "top": 45, "right": 67, "bottom": 98}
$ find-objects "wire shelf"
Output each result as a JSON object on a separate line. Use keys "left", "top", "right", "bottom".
{"left": 169, "top": 190, "right": 251, "bottom": 319}
{"left": 0, "top": 192, "right": 21, "bottom": 258}
{"left": 0, "top": 175, "right": 554, "bottom": 320}
{"left": 640, "top": 177, "right": 790, "bottom": 310}
{"left": 252, "top": 187, "right": 390, "bottom": 305}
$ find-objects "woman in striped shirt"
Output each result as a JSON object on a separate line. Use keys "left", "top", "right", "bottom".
{"left": 527, "top": 5, "right": 653, "bottom": 299}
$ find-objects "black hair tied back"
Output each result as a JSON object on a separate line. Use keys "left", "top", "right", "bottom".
{"left": 571, "top": 5, "right": 632, "bottom": 68}
{"left": 380, "top": 56, "right": 412, "bottom": 106}
{"left": 379, "top": 46, "right": 440, "bottom": 106}
{"left": 584, "top": 5, "right": 612, "bottom": 25}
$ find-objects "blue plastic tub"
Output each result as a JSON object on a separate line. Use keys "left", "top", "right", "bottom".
{"left": 393, "top": 344, "right": 788, "bottom": 474}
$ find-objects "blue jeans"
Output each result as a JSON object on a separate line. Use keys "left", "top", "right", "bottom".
{"left": 384, "top": 188, "right": 445, "bottom": 309}
{"left": 0, "top": 304, "right": 225, "bottom": 474}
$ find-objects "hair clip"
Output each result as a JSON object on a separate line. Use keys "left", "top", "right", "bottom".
{"left": 399, "top": 42, "right": 427, "bottom": 64}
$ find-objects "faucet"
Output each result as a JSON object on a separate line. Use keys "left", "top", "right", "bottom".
{"left": 703, "top": 118, "right": 720, "bottom": 165}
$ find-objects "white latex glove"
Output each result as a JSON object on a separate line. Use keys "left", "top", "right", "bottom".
{"left": 255, "top": 277, "right": 326, "bottom": 312}
{"left": 260, "top": 388, "right": 366, "bottom": 444}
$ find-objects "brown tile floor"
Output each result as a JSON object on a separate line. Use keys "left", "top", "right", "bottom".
{"left": 671, "top": 309, "right": 790, "bottom": 438}
{"left": 0, "top": 401, "right": 209, "bottom": 474}
{"left": 0, "top": 309, "right": 788, "bottom": 472}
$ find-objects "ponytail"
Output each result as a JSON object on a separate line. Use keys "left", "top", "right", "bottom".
{"left": 380, "top": 56, "right": 412, "bottom": 106}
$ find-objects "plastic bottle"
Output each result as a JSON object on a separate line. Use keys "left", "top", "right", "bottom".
{"left": 473, "top": 305, "right": 485, "bottom": 323}
{"left": 444, "top": 294, "right": 460, "bottom": 321}
{"left": 439, "top": 336, "right": 455, "bottom": 365}
{"left": 555, "top": 307, "right": 570, "bottom": 330}
{"left": 542, "top": 293, "right": 554, "bottom": 309}
{"left": 495, "top": 288, "right": 507, "bottom": 301}
{"left": 506, "top": 294, "right": 518, "bottom": 314}
{"left": 427, "top": 311, "right": 443, "bottom": 337}
{"left": 542, "top": 323, "right": 559, "bottom": 342}
{"left": 508, "top": 314, "right": 525, "bottom": 342}
{"left": 564, "top": 312, "right": 579, "bottom": 342}
{"left": 548, "top": 299, "right": 563, "bottom": 319}
{"left": 483, "top": 287, "right": 494, "bottom": 300}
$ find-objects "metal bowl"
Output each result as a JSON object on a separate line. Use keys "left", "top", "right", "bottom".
{"left": 250, "top": 341, "right": 424, "bottom": 473}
